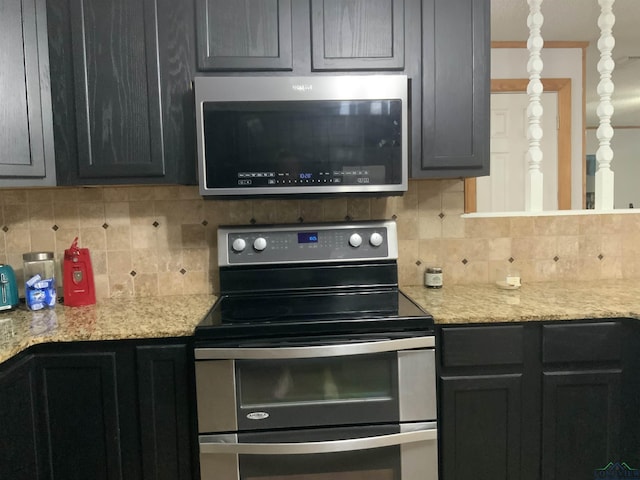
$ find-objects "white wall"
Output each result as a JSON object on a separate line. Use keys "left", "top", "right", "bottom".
{"left": 491, "top": 48, "right": 584, "bottom": 209}
{"left": 586, "top": 128, "right": 640, "bottom": 209}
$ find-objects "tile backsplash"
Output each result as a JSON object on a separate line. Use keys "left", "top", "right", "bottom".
{"left": 1, "top": 180, "right": 638, "bottom": 299}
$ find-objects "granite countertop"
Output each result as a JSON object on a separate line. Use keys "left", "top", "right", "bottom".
{"left": 3, "top": 279, "right": 640, "bottom": 366}
{"left": 403, "top": 279, "right": 640, "bottom": 324}
{"left": 0, "top": 294, "right": 217, "bottom": 365}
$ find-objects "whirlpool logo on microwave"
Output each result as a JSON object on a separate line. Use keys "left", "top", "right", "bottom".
{"left": 291, "top": 83, "right": 313, "bottom": 92}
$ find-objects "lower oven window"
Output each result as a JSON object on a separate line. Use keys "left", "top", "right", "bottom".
{"left": 237, "top": 353, "right": 394, "bottom": 407}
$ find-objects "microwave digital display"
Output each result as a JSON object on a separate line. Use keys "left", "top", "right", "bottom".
{"left": 195, "top": 75, "right": 409, "bottom": 197}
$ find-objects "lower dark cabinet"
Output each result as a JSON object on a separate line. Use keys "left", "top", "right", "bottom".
{"left": 137, "top": 344, "right": 194, "bottom": 480}
{"left": 0, "top": 355, "right": 40, "bottom": 480}
{"left": 440, "top": 374, "right": 523, "bottom": 480}
{"left": 0, "top": 339, "right": 195, "bottom": 480}
{"left": 438, "top": 320, "right": 635, "bottom": 480}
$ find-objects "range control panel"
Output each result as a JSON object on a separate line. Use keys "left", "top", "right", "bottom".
{"left": 218, "top": 221, "right": 398, "bottom": 266}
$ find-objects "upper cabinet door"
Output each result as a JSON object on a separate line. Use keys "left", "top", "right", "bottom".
{"left": 413, "top": 0, "right": 490, "bottom": 178}
{"left": 0, "top": 0, "right": 56, "bottom": 186}
{"left": 196, "top": 0, "right": 293, "bottom": 71}
{"left": 310, "top": 0, "right": 405, "bottom": 71}
{"left": 72, "top": 0, "right": 164, "bottom": 179}
{"left": 48, "top": 0, "right": 197, "bottom": 185}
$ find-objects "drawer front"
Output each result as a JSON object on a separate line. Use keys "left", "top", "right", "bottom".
{"left": 542, "top": 321, "right": 622, "bottom": 364}
{"left": 440, "top": 325, "right": 524, "bottom": 368}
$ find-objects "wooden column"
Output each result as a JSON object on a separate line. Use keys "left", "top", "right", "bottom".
{"left": 525, "top": 0, "right": 544, "bottom": 211}
{"left": 595, "top": 0, "right": 616, "bottom": 210}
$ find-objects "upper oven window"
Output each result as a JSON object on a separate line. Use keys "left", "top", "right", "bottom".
{"left": 234, "top": 352, "right": 399, "bottom": 430}
{"left": 237, "top": 353, "right": 394, "bottom": 407}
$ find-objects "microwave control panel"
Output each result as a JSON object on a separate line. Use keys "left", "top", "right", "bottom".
{"left": 218, "top": 221, "right": 398, "bottom": 266}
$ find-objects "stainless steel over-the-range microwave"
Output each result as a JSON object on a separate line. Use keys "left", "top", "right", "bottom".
{"left": 194, "top": 75, "right": 409, "bottom": 197}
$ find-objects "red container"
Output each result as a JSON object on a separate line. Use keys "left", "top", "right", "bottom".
{"left": 63, "top": 237, "right": 96, "bottom": 307}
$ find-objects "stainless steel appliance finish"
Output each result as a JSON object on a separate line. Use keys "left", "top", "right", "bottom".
{"left": 194, "top": 75, "right": 409, "bottom": 197}
{"left": 194, "top": 220, "right": 437, "bottom": 480}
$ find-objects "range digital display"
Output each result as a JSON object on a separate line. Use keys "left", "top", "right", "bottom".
{"left": 298, "top": 232, "right": 319, "bottom": 244}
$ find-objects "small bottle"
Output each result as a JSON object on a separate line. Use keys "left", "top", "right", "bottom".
{"left": 23, "top": 252, "right": 57, "bottom": 310}
{"left": 425, "top": 267, "right": 443, "bottom": 289}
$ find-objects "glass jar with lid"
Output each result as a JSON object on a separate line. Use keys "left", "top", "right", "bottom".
{"left": 23, "top": 252, "right": 57, "bottom": 310}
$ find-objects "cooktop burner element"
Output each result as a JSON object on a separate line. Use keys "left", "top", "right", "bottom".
{"left": 195, "top": 220, "right": 433, "bottom": 340}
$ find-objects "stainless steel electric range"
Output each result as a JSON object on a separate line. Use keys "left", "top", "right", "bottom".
{"left": 194, "top": 220, "right": 438, "bottom": 480}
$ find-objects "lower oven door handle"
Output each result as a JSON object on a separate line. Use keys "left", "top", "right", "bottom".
{"left": 199, "top": 427, "right": 437, "bottom": 455}
{"left": 195, "top": 336, "right": 435, "bottom": 360}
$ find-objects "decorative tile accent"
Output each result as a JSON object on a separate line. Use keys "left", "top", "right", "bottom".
{"left": 201, "top": 220, "right": 208, "bottom": 226}
{"left": 438, "top": 212, "right": 445, "bottom": 219}
{"left": 180, "top": 268, "right": 187, "bottom": 275}
{"left": 298, "top": 216, "right": 304, "bottom": 223}
{"left": 344, "top": 215, "right": 352, "bottom": 221}
{"left": 415, "top": 260, "right": 422, "bottom": 266}
{"left": 461, "top": 258, "right": 468, "bottom": 265}
{"left": 130, "top": 271, "right": 137, "bottom": 277}
{"left": 598, "top": 254, "right": 604, "bottom": 260}
{"left": 250, "top": 218, "right": 256, "bottom": 225}
{"left": 102, "top": 223, "right": 109, "bottom": 229}
{"left": 52, "top": 225, "right": 59, "bottom": 231}
{"left": 1, "top": 226, "right": 7, "bottom": 233}
{"left": 391, "top": 214, "right": 397, "bottom": 220}
{"left": 152, "top": 221, "right": 159, "bottom": 228}
{"left": 508, "top": 257, "right": 515, "bottom": 263}
{"left": 553, "top": 256, "right": 560, "bottom": 262}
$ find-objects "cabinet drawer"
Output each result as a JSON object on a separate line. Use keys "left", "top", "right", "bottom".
{"left": 542, "top": 321, "right": 621, "bottom": 364}
{"left": 440, "top": 325, "right": 524, "bottom": 368}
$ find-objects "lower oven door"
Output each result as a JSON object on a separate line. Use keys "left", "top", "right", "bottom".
{"left": 199, "top": 422, "right": 438, "bottom": 480}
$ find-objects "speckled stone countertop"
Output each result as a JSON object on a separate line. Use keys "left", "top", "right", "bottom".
{"left": 2, "top": 280, "right": 639, "bottom": 365}
{"left": 0, "top": 295, "right": 216, "bottom": 365}
{"left": 403, "top": 279, "right": 640, "bottom": 324}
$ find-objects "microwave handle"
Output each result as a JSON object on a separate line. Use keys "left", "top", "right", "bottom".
{"left": 199, "top": 426, "right": 437, "bottom": 455}
{"left": 194, "top": 335, "right": 435, "bottom": 360}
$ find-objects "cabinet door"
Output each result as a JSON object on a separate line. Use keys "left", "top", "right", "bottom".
{"left": 196, "top": 0, "right": 292, "bottom": 71}
{"left": 310, "top": 0, "right": 404, "bottom": 71}
{"left": 0, "top": 355, "right": 40, "bottom": 480}
{"left": 47, "top": 0, "right": 197, "bottom": 185}
{"left": 541, "top": 370, "right": 622, "bottom": 480}
{"left": 137, "top": 344, "right": 193, "bottom": 480}
{"left": 34, "top": 352, "right": 125, "bottom": 480}
{"left": 0, "top": 0, "right": 56, "bottom": 186}
{"left": 414, "top": 0, "right": 489, "bottom": 178}
{"left": 440, "top": 374, "right": 523, "bottom": 480}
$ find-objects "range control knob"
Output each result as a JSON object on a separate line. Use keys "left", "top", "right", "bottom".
{"left": 369, "top": 232, "right": 384, "bottom": 247}
{"left": 231, "top": 238, "right": 246, "bottom": 253}
{"left": 253, "top": 237, "right": 267, "bottom": 251}
{"left": 349, "top": 233, "right": 363, "bottom": 248}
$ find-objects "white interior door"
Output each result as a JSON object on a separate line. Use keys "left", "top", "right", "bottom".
{"left": 476, "top": 92, "right": 559, "bottom": 212}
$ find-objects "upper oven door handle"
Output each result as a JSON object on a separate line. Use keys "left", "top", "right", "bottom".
{"left": 199, "top": 425, "right": 437, "bottom": 455}
{"left": 194, "top": 335, "right": 435, "bottom": 360}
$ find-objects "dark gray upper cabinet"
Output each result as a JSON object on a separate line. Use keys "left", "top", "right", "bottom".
{"left": 47, "top": 0, "right": 197, "bottom": 185}
{"left": 310, "top": 0, "right": 405, "bottom": 71}
{"left": 412, "top": 0, "right": 490, "bottom": 178}
{"left": 194, "top": 0, "right": 406, "bottom": 73}
{"left": 196, "top": 0, "right": 293, "bottom": 71}
{"left": 0, "top": 0, "right": 56, "bottom": 187}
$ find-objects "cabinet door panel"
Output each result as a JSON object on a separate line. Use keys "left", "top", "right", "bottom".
{"left": 70, "top": 0, "right": 164, "bottom": 178}
{"left": 137, "top": 344, "right": 193, "bottom": 480}
{"left": 310, "top": 0, "right": 404, "bottom": 71}
{"left": 0, "top": 0, "right": 55, "bottom": 185}
{"left": 542, "top": 370, "right": 622, "bottom": 480}
{"left": 440, "top": 374, "right": 522, "bottom": 480}
{"left": 0, "top": 357, "right": 40, "bottom": 480}
{"left": 196, "top": 0, "right": 292, "bottom": 71}
{"left": 36, "top": 352, "right": 123, "bottom": 480}
{"left": 415, "top": 0, "right": 489, "bottom": 177}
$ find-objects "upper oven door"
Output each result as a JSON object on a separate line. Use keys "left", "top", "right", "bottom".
{"left": 195, "top": 335, "right": 436, "bottom": 433}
